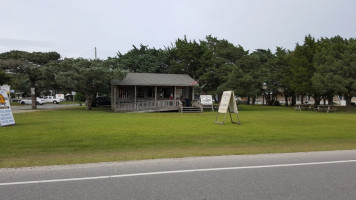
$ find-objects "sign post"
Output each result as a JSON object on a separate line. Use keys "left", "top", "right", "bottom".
{"left": 214, "top": 91, "right": 240, "bottom": 125}
{"left": 0, "top": 89, "right": 15, "bottom": 127}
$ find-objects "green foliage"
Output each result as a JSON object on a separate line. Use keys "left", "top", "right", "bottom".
{"left": 55, "top": 58, "right": 125, "bottom": 110}
{"left": 289, "top": 35, "right": 317, "bottom": 99}
{"left": 8, "top": 73, "right": 30, "bottom": 96}
{"left": 169, "top": 36, "right": 206, "bottom": 79}
{"left": 110, "top": 44, "right": 170, "bottom": 73}
{"left": 313, "top": 36, "right": 356, "bottom": 107}
{"left": 107, "top": 34, "right": 354, "bottom": 106}
{"left": 263, "top": 47, "right": 292, "bottom": 105}
{"left": 0, "top": 51, "right": 61, "bottom": 108}
{"left": 199, "top": 35, "right": 248, "bottom": 94}
{"left": 1, "top": 34, "right": 355, "bottom": 108}
{"left": 75, "top": 92, "right": 86, "bottom": 102}
{"left": 224, "top": 50, "right": 271, "bottom": 103}
{"left": 0, "top": 70, "right": 10, "bottom": 85}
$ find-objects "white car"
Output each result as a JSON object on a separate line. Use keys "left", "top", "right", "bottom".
{"left": 40, "top": 96, "right": 63, "bottom": 104}
{"left": 20, "top": 98, "right": 46, "bottom": 105}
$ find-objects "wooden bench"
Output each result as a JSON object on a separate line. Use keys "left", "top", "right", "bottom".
{"left": 294, "top": 104, "right": 312, "bottom": 111}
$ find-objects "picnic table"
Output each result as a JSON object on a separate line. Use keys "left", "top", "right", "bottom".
{"left": 294, "top": 104, "right": 313, "bottom": 111}
{"left": 315, "top": 105, "right": 336, "bottom": 113}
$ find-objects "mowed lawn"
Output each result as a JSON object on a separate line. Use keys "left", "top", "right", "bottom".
{"left": 1, "top": 106, "right": 355, "bottom": 168}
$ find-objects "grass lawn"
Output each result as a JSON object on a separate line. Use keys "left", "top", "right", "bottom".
{"left": 1, "top": 105, "right": 356, "bottom": 168}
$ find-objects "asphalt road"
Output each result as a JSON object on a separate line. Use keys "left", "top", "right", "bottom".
{"left": 1, "top": 150, "right": 355, "bottom": 200}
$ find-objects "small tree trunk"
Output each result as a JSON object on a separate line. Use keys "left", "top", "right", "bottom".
{"left": 265, "top": 93, "right": 271, "bottom": 105}
{"left": 291, "top": 94, "right": 296, "bottom": 106}
{"left": 345, "top": 94, "right": 352, "bottom": 111}
{"left": 31, "top": 82, "right": 37, "bottom": 109}
{"left": 247, "top": 96, "right": 250, "bottom": 105}
{"left": 252, "top": 96, "right": 256, "bottom": 105}
{"left": 85, "top": 94, "right": 94, "bottom": 110}
{"left": 284, "top": 92, "right": 289, "bottom": 106}
{"left": 313, "top": 96, "right": 320, "bottom": 106}
{"left": 328, "top": 95, "right": 334, "bottom": 105}
{"left": 273, "top": 94, "right": 278, "bottom": 105}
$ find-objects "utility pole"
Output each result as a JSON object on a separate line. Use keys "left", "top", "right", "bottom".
{"left": 94, "top": 47, "right": 97, "bottom": 59}
{"left": 95, "top": 47, "right": 98, "bottom": 98}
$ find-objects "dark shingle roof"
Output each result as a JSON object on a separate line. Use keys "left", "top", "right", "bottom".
{"left": 111, "top": 73, "right": 199, "bottom": 87}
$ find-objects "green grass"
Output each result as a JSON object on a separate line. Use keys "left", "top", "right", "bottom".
{"left": 1, "top": 105, "right": 355, "bottom": 168}
{"left": 9, "top": 101, "right": 22, "bottom": 106}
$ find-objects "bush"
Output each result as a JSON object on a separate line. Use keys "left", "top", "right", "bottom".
{"left": 75, "top": 93, "right": 86, "bottom": 102}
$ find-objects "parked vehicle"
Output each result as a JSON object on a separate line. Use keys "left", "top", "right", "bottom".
{"left": 20, "top": 98, "right": 46, "bottom": 105}
{"left": 39, "top": 96, "right": 63, "bottom": 104}
{"left": 92, "top": 96, "right": 111, "bottom": 107}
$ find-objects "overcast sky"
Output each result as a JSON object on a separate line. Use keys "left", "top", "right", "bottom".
{"left": 1, "top": 0, "right": 355, "bottom": 59}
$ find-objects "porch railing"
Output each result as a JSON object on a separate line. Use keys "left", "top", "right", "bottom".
{"left": 192, "top": 99, "right": 204, "bottom": 112}
{"left": 117, "top": 100, "right": 181, "bottom": 111}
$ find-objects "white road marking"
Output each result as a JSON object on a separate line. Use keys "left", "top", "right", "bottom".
{"left": 1, "top": 160, "right": 356, "bottom": 186}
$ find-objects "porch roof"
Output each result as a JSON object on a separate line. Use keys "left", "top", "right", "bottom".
{"left": 111, "top": 73, "right": 199, "bottom": 87}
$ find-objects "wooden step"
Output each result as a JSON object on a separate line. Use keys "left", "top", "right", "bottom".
{"left": 181, "top": 107, "right": 202, "bottom": 113}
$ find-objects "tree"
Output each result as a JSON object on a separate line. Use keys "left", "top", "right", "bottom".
{"left": 289, "top": 35, "right": 318, "bottom": 105}
{"left": 221, "top": 52, "right": 266, "bottom": 105}
{"left": 0, "top": 51, "right": 60, "bottom": 109}
{"left": 199, "top": 35, "right": 248, "bottom": 95}
{"left": 0, "top": 70, "right": 10, "bottom": 85}
{"left": 267, "top": 47, "right": 294, "bottom": 106}
{"left": 218, "top": 64, "right": 246, "bottom": 98}
{"left": 313, "top": 36, "right": 356, "bottom": 108}
{"left": 248, "top": 49, "right": 275, "bottom": 105}
{"left": 110, "top": 44, "right": 170, "bottom": 73}
{"left": 55, "top": 58, "right": 125, "bottom": 110}
{"left": 169, "top": 36, "right": 206, "bottom": 79}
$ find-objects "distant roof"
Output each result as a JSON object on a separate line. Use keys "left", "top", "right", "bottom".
{"left": 111, "top": 73, "right": 199, "bottom": 87}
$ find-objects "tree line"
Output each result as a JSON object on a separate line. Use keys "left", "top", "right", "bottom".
{"left": 1, "top": 34, "right": 356, "bottom": 110}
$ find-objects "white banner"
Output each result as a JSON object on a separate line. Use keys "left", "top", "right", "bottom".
{"left": 0, "top": 89, "right": 10, "bottom": 108}
{"left": 0, "top": 109, "right": 15, "bottom": 127}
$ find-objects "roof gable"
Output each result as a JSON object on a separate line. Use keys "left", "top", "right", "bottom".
{"left": 111, "top": 73, "right": 199, "bottom": 87}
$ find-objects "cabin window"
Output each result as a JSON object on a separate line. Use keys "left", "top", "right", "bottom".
{"left": 147, "top": 88, "right": 155, "bottom": 98}
{"left": 119, "top": 88, "right": 129, "bottom": 99}
{"left": 163, "top": 88, "right": 170, "bottom": 98}
{"left": 176, "top": 88, "right": 183, "bottom": 98}
{"left": 136, "top": 87, "right": 144, "bottom": 98}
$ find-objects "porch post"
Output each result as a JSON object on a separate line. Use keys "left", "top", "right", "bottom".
{"left": 134, "top": 86, "right": 137, "bottom": 110}
{"left": 192, "top": 87, "right": 194, "bottom": 101}
{"left": 111, "top": 85, "right": 114, "bottom": 110}
{"left": 155, "top": 86, "right": 157, "bottom": 107}
{"left": 113, "top": 86, "right": 117, "bottom": 110}
{"left": 174, "top": 86, "right": 176, "bottom": 101}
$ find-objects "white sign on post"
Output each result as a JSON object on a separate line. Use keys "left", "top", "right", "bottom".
{"left": 56, "top": 94, "right": 65, "bottom": 100}
{"left": 215, "top": 91, "right": 240, "bottom": 125}
{"left": 200, "top": 95, "right": 214, "bottom": 111}
{"left": 200, "top": 95, "right": 213, "bottom": 106}
{"left": 31, "top": 87, "right": 35, "bottom": 95}
{"left": 0, "top": 89, "right": 15, "bottom": 127}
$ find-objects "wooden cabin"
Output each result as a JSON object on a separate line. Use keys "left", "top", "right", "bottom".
{"left": 110, "top": 73, "right": 202, "bottom": 112}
